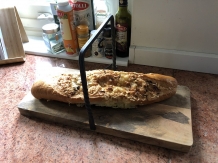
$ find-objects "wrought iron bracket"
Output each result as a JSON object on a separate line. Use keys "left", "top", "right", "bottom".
{"left": 79, "top": 15, "right": 116, "bottom": 130}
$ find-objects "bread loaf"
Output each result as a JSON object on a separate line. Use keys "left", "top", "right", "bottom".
{"left": 31, "top": 69, "right": 177, "bottom": 108}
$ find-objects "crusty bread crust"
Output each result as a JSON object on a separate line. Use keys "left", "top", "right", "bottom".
{"left": 31, "top": 70, "right": 177, "bottom": 108}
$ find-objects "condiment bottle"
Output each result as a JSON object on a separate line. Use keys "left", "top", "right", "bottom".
{"left": 76, "top": 24, "right": 91, "bottom": 57}
{"left": 42, "top": 23, "right": 65, "bottom": 54}
{"left": 115, "top": 0, "right": 131, "bottom": 57}
{"left": 57, "top": 0, "right": 79, "bottom": 56}
{"left": 103, "top": 27, "right": 113, "bottom": 59}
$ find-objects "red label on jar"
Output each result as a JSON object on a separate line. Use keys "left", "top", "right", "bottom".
{"left": 69, "top": 1, "right": 89, "bottom": 11}
{"left": 57, "top": 10, "right": 66, "bottom": 19}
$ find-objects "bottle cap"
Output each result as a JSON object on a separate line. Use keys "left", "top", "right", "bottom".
{"left": 90, "top": 30, "right": 97, "bottom": 37}
{"left": 57, "top": 0, "right": 69, "bottom": 6}
{"left": 42, "top": 23, "right": 59, "bottom": 34}
{"left": 103, "top": 27, "right": 111, "bottom": 38}
{"left": 119, "top": 0, "right": 128, "bottom": 7}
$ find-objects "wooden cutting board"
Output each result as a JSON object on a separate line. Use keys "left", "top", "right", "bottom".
{"left": 18, "top": 68, "right": 193, "bottom": 152}
{"left": 0, "top": 6, "right": 28, "bottom": 65}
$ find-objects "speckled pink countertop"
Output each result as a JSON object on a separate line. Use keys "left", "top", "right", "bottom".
{"left": 0, "top": 55, "right": 217, "bottom": 163}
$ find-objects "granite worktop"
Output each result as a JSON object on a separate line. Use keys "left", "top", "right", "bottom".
{"left": 0, "top": 55, "right": 217, "bottom": 163}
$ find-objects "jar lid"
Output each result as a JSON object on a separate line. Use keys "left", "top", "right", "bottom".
{"left": 57, "top": 0, "right": 69, "bottom": 6}
{"left": 90, "top": 30, "right": 97, "bottom": 36}
{"left": 90, "top": 30, "right": 103, "bottom": 38}
{"left": 42, "top": 23, "right": 59, "bottom": 34}
{"left": 76, "top": 25, "right": 89, "bottom": 36}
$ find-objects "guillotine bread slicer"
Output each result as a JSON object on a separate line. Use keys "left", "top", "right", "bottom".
{"left": 18, "top": 15, "right": 193, "bottom": 152}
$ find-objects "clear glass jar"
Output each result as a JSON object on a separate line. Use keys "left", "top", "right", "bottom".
{"left": 42, "top": 23, "right": 65, "bottom": 54}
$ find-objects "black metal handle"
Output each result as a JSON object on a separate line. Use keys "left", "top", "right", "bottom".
{"left": 79, "top": 15, "right": 116, "bottom": 130}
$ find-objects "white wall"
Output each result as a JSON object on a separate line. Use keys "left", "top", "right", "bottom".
{"left": 105, "top": 0, "right": 133, "bottom": 16}
{"left": 130, "top": 0, "right": 218, "bottom": 74}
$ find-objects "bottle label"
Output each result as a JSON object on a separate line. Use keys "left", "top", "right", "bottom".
{"left": 70, "top": 1, "right": 89, "bottom": 11}
{"left": 116, "top": 24, "right": 128, "bottom": 52}
{"left": 57, "top": 9, "right": 78, "bottom": 55}
{"left": 69, "top": 0, "right": 95, "bottom": 30}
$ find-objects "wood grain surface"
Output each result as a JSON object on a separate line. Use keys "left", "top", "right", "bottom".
{"left": 0, "top": 6, "right": 27, "bottom": 65}
{"left": 18, "top": 68, "right": 193, "bottom": 152}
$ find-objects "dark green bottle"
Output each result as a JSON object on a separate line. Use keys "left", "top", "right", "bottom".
{"left": 115, "top": 0, "right": 131, "bottom": 57}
